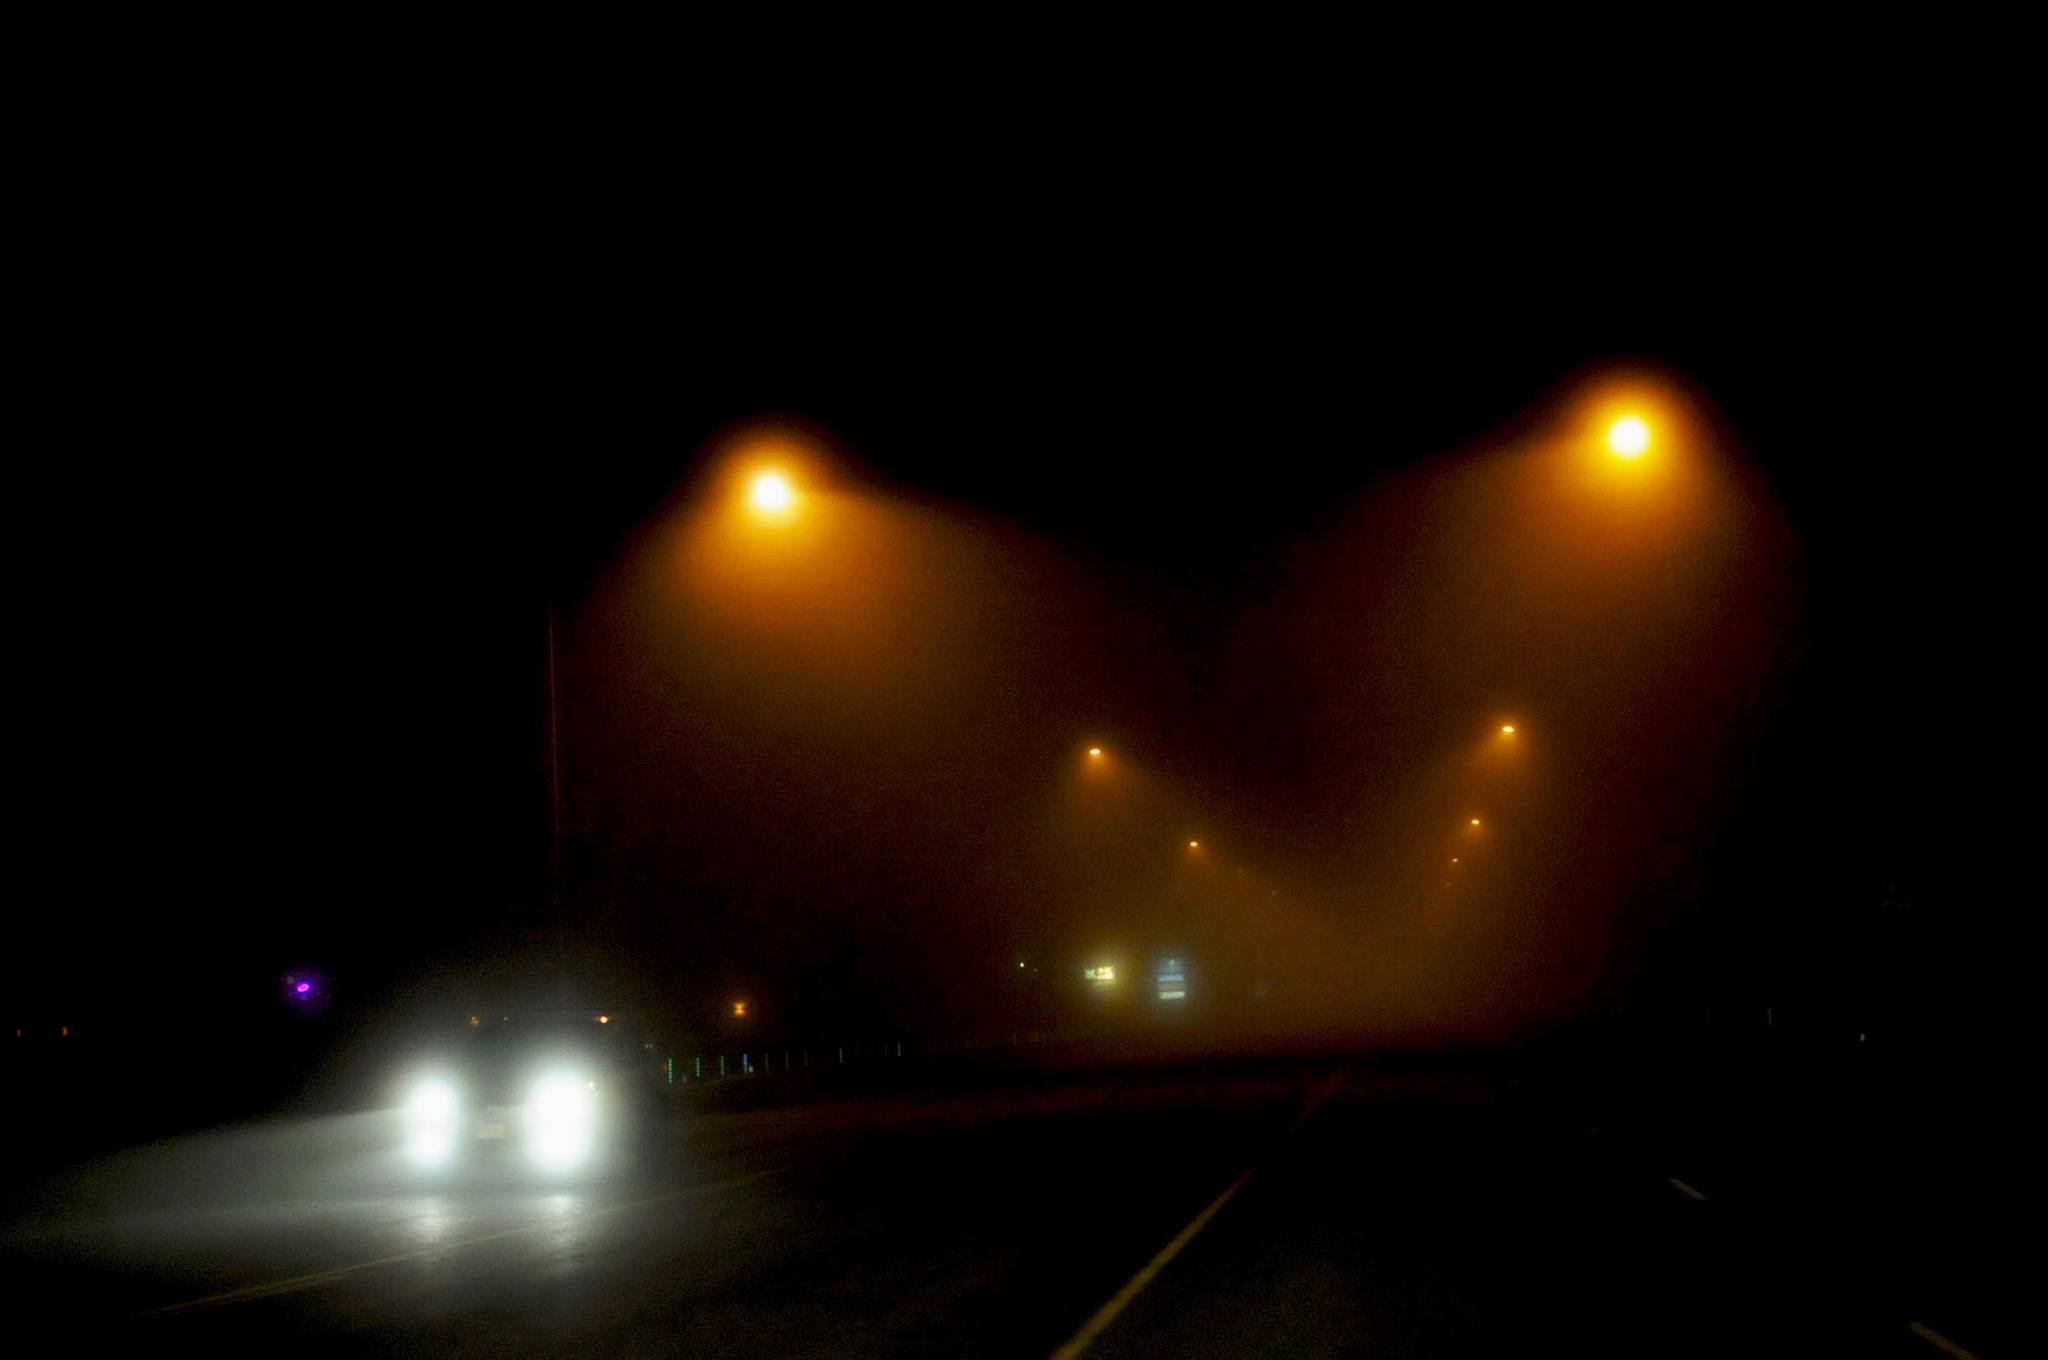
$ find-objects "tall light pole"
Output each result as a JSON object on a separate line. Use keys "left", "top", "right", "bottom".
{"left": 547, "top": 604, "right": 565, "bottom": 926}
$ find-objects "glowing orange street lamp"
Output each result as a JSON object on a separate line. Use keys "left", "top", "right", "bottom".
{"left": 748, "top": 470, "right": 796, "bottom": 517}
{"left": 1469, "top": 817, "right": 1482, "bottom": 827}
{"left": 1087, "top": 747, "right": 1102, "bottom": 758}
{"left": 1606, "top": 416, "right": 1650, "bottom": 459}
{"left": 1500, "top": 724, "right": 1516, "bottom": 736}
{"left": 1188, "top": 839, "right": 1201, "bottom": 849}
{"left": 732, "top": 1000, "right": 748, "bottom": 1018}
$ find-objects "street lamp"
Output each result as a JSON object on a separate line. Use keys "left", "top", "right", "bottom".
{"left": 748, "top": 470, "right": 797, "bottom": 517}
{"left": 1606, "top": 416, "right": 1650, "bottom": 459}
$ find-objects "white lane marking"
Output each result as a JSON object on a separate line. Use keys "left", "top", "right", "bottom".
{"left": 1666, "top": 1177, "right": 1706, "bottom": 1201}
{"left": 144, "top": 1166, "right": 787, "bottom": 1315}
{"left": 1908, "top": 1320, "right": 1983, "bottom": 1360}
{"left": 1048, "top": 1069, "right": 1346, "bottom": 1360}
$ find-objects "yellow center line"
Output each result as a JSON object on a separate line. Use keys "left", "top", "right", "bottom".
{"left": 144, "top": 1166, "right": 788, "bottom": 1316}
{"left": 1048, "top": 1067, "right": 1347, "bottom": 1360}
{"left": 1908, "top": 1320, "right": 1983, "bottom": 1360}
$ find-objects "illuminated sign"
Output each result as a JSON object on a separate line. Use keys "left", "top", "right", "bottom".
{"left": 1158, "top": 958, "right": 1186, "bottom": 1001}
{"left": 1084, "top": 966, "right": 1116, "bottom": 983}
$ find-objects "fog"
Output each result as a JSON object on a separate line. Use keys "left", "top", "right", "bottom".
{"left": 484, "top": 369, "right": 1798, "bottom": 1050}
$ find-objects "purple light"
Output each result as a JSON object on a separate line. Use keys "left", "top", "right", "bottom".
{"left": 295, "top": 981, "right": 311, "bottom": 995}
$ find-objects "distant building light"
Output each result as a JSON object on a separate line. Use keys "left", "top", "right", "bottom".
{"left": 733, "top": 1001, "right": 748, "bottom": 1017}
{"left": 597, "top": 1014, "right": 610, "bottom": 1024}
{"left": 468, "top": 1015, "right": 481, "bottom": 1027}
{"left": 1084, "top": 966, "right": 1115, "bottom": 983}
{"left": 60, "top": 1026, "right": 69, "bottom": 1037}
{"left": 1158, "top": 958, "right": 1188, "bottom": 1000}
{"left": 1160, "top": 989, "right": 1186, "bottom": 1001}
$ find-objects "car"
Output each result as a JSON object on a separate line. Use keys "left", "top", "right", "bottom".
{"left": 399, "top": 1009, "right": 669, "bottom": 1176}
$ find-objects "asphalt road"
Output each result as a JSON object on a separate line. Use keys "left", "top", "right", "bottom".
{"left": 0, "top": 1059, "right": 2004, "bottom": 1358}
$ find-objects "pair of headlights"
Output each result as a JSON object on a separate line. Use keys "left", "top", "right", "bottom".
{"left": 403, "top": 1072, "right": 598, "bottom": 1170}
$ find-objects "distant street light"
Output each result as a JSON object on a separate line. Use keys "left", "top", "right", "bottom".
{"left": 1087, "top": 747, "right": 1102, "bottom": 758}
{"left": 1606, "top": 416, "right": 1650, "bottom": 458}
{"left": 732, "top": 1000, "right": 748, "bottom": 1018}
{"left": 1188, "top": 839, "right": 1201, "bottom": 849}
{"left": 1500, "top": 724, "right": 1516, "bottom": 736}
{"left": 1469, "top": 817, "right": 1482, "bottom": 827}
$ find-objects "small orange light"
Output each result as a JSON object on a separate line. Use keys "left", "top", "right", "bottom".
{"left": 1188, "top": 840, "right": 1200, "bottom": 849}
{"left": 1501, "top": 724, "right": 1516, "bottom": 735}
{"left": 597, "top": 1014, "right": 609, "bottom": 1024}
{"left": 1088, "top": 747, "right": 1102, "bottom": 757}
{"left": 1470, "top": 818, "right": 1481, "bottom": 826}
{"left": 733, "top": 1001, "right": 748, "bottom": 1018}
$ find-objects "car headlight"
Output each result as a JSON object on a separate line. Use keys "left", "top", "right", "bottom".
{"left": 525, "top": 1072, "right": 598, "bottom": 1170}
{"left": 404, "top": 1078, "right": 461, "bottom": 1167}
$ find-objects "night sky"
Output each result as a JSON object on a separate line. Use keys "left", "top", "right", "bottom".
{"left": 10, "top": 260, "right": 1997, "bottom": 1060}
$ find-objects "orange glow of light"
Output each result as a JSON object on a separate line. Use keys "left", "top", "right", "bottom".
{"left": 1500, "top": 724, "right": 1516, "bottom": 736}
{"left": 1188, "top": 840, "right": 1200, "bottom": 849}
{"left": 1607, "top": 416, "right": 1650, "bottom": 458}
{"left": 748, "top": 470, "right": 796, "bottom": 516}
{"left": 1469, "top": 818, "right": 1481, "bottom": 826}
{"left": 597, "top": 1014, "right": 610, "bottom": 1025}
{"left": 732, "top": 1001, "right": 748, "bottom": 1018}
{"left": 1088, "top": 747, "right": 1102, "bottom": 758}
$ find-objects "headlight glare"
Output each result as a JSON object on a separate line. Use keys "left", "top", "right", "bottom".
{"left": 404, "top": 1078, "right": 461, "bottom": 1167}
{"left": 525, "top": 1072, "right": 598, "bottom": 1170}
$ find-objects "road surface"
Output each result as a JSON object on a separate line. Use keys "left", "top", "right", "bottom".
{"left": 1, "top": 1058, "right": 2003, "bottom": 1357}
